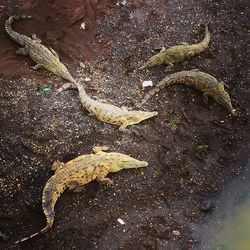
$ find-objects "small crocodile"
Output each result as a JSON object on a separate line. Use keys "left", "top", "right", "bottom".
{"left": 139, "top": 25, "right": 210, "bottom": 70}
{"left": 69, "top": 81, "right": 158, "bottom": 131}
{"left": 141, "top": 70, "right": 235, "bottom": 115}
{"left": 15, "top": 146, "right": 148, "bottom": 244}
{"left": 5, "top": 14, "right": 75, "bottom": 83}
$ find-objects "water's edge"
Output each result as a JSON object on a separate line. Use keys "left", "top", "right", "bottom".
{"left": 195, "top": 158, "right": 250, "bottom": 250}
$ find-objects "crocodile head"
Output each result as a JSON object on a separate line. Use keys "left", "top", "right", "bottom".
{"left": 108, "top": 153, "right": 148, "bottom": 171}
{"left": 127, "top": 110, "right": 158, "bottom": 126}
{"left": 52, "top": 63, "right": 76, "bottom": 83}
{"left": 139, "top": 52, "right": 165, "bottom": 70}
{"left": 217, "top": 90, "right": 235, "bottom": 115}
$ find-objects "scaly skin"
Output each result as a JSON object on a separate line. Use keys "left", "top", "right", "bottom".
{"left": 141, "top": 70, "right": 235, "bottom": 115}
{"left": 73, "top": 81, "right": 158, "bottom": 131}
{"left": 15, "top": 146, "right": 148, "bottom": 244}
{"left": 5, "top": 15, "right": 75, "bottom": 83}
{"left": 139, "top": 25, "right": 210, "bottom": 70}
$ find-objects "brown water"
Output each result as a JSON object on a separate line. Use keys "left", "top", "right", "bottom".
{"left": 196, "top": 159, "right": 250, "bottom": 250}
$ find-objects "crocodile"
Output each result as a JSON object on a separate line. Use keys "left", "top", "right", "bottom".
{"left": 5, "top": 14, "right": 75, "bottom": 83}
{"left": 139, "top": 24, "right": 210, "bottom": 70}
{"left": 68, "top": 81, "right": 158, "bottom": 131}
{"left": 15, "top": 146, "right": 148, "bottom": 244}
{"left": 141, "top": 70, "right": 235, "bottom": 115}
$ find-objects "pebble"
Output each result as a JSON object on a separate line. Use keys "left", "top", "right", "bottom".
{"left": 172, "top": 230, "right": 180, "bottom": 236}
{"left": 117, "top": 218, "right": 125, "bottom": 225}
{"left": 200, "top": 199, "right": 213, "bottom": 211}
{"left": 142, "top": 80, "right": 153, "bottom": 88}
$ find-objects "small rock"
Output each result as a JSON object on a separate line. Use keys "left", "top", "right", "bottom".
{"left": 200, "top": 199, "right": 213, "bottom": 211}
{"left": 142, "top": 80, "right": 153, "bottom": 88}
{"left": 172, "top": 230, "right": 180, "bottom": 236}
{"left": 79, "top": 62, "right": 86, "bottom": 69}
{"left": 80, "top": 22, "right": 86, "bottom": 30}
{"left": 117, "top": 218, "right": 125, "bottom": 225}
{"left": 116, "top": 0, "right": 126, "bottom": 6}
{"left": 84, "top": 77, "right": 91, "bottom": 82}
{"left": 127, "top": 12, "right": 134, "bottom": 20}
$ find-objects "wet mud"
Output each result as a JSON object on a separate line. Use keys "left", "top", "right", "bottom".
{"left": 0, "top": 0, "right": 249, "bottom": 249}
{"left": 195, "top": 159, "right": 250, "bottom": 250}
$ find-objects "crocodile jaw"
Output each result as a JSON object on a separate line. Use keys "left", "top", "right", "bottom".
{"left": 129, "top": 111, "right": 158, "bottom": 125}
{"left": 139, "top": 53, "right": 165, "bottom": 70}
{"left": 122, "top": 160, "right": 148, "bottom": 169}
{"left": 217, "top": 94, "right": 235, "bottom": 115}
{"left": 52, "top": 63, "right": 75, "bottom": 83}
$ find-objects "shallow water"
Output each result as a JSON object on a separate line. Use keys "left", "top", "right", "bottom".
{"left": 196, "top": 159, "right": 250, "bottom": 250}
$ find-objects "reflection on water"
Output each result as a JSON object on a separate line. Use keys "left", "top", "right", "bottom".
{"left": 196, "top": 159, "right": 250, "bottom": 250}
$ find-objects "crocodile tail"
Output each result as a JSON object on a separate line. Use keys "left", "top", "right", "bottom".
{"left": 15, "top": 224, "right": 52, "bottom": 244}
{"left": 74, "top": 81, "right": 93, "bottom": 109}
{"left": 141, "top": 71, "right": 194, "bottom": 106}
{"left": 15, "top": 175, "right": 66, "bottom": 244}
{"left": 5, "top": 14, "right": 32, "bottom": 46}
{"left": 141, "top": 84, "right": 163, "bottom": 105}
{"left": 74, "top": 81, "right": 87, "bottom": 96}
{"left": 190, "top": 24, "right": 211, "bottom": 54}
{"left": 141, "top": 74, "right": 175, "bottom": 106}
{"left": 42, "top": 175, "right": 67, "bottom": 232}
{"left": 201, "top": 24, "right": 211, "bottom": 47}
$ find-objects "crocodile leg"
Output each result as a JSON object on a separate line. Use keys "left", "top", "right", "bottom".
{"left": 202, "top": 93, "right": 209, "bottom": 105}
{"left": 187, "top": 51, "right": 195, "bottom": 57}
{"left": 16, "top": 47, "right": 28, "bottom": 56}
{"left": 32, "top": 64, "right": 43, "bottom": 70}
{"left": 164, "top": 60, "right": 174, "bottom": 72}
{"left": 31, "top": 33, "right": 41, "bottom": 43}
{"left": 164, "top": 60, "right": 174, "bottom": 67}
{"left": 92, "top": 146, "right": 109, "bottom": 154}
{"left": 96, "top": 170, "right": 114, "bottom": 186}
{"left": 119, "top": 123, "right": 128, "bottom": 132}
{"left": 164, "top": 65, "right": 174, "bottom": 72}
{"left": 51, "top": 160, "right": 65, "bottom": 171}
{"left": 68, "top": 180, "right": 85, "bottom": 192}
{"left": 154, "top": 46, "right": 166, "bottom": 51}
{"left": 220, "top": 81, "right": 230, "bottom": 89}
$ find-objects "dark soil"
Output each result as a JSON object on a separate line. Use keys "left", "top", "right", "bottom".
{"left": 0, "top": 0, "right": 249, "bottom": 249}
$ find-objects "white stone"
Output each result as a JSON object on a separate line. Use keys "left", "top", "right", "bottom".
{"left": 84, "top": 77, "right": 91, "bottom": 82}
{"left": 142, "top": 80, "right": 153, "bottom": 88}
{"left": 80, "top": 22, "right": 86, "bottom": 30}
{"left": 117, "top": 218, "right": 125, "bottom": 225}
{"left": 172, "top": 230, "right": 180, "bottom": 236}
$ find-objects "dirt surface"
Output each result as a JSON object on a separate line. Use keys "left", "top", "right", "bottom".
{"left": 0, "top": 0, "right": 249, "bottom": 249}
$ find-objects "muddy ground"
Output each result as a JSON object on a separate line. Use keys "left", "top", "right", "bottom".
{"left": 0, "top": 0, "right": 249, "bottom": 249}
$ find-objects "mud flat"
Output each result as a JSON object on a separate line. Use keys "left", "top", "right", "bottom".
{"left": 0, "top": 0, "right": 249, "bottom": 249}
